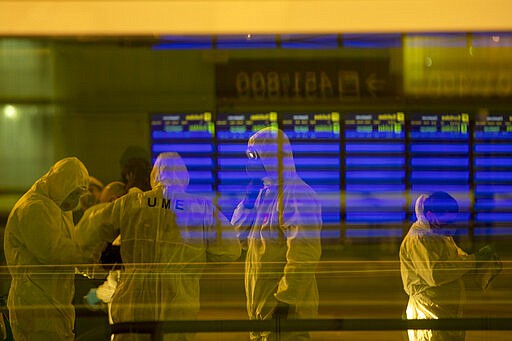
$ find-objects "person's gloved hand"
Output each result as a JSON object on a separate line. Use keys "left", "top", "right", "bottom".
{"left": 273, "top": 301, "right": 290, "bottom": 320}
{"left": 242, "top": 179, "right": 262, "bottom": 209}
{"left": 475, "top": 245, "right": 495, "bottom": 262}
{"left": 84, "top": 288, "right": 101, "bottom": 306}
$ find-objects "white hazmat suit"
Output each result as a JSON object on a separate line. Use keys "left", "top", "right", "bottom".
{"left": 4, "top": 157, "right": 90, "bottom": 340}
{"left": 231, "top": 127, "right": 322, "bottom": 341}
{"left": 76, "top": 152, "right": 241, "bottom": 341}
{"left": 400, "top": 194, "right": 476, "bottom": 341}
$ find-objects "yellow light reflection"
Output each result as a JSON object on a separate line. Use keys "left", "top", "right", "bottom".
{"left": 3, "top": 104, "right": 17, "bottom": 119}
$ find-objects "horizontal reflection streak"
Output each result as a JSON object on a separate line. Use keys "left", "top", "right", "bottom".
{"left": 9, "top": 263, "right": 510, "bottom": 274}
{"left": 111, "top": 318, "right": 512, "bottom": 334}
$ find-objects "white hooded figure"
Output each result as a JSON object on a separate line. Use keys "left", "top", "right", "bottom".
{"left": 231, "top": 127, "right": 322, "bottom": 341}
{"left": 4, "top": 157, "right": 90, "bottom": 341}
{"left": 75, "top": 152, "right": 241, "bottom": 341}
{"left": 400, "top": 192, "right": 476, "bottom": 341}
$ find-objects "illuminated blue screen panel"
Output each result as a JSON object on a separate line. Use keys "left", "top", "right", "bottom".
{"left": 344, "top": 112, "right": 406, "bottom": 238}
{"left": 216, "top": 112, "right": 278, "bottom": 220}
{"left": 150, "top": 113, "right": 215, "bottom": 195}
{"left": 148, "top": 110, "right": 512, "bottom": 239}
{"left": 408, "top": 112, "right": 471, "bottom": 225}
{"left": 279, "top": 112, "right": 341, "bottom": 238}
{"left": 473, "top": 112, "right": 512, "bottom": 236}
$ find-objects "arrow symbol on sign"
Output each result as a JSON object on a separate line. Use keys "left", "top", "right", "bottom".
{"left": 366, "top": 73, "right": 386, "bottom": 97}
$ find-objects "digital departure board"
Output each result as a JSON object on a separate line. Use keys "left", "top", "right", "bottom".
{"left": 474, "top": 112, "right": 512, "bottom": 139}
{"left": 409, "top": 112, "right": 469, "bottom": 140}
{"left": 279, "top": 112, "right": 340, "bottom": 139}
{"left": 150, "top": 112, "right": 215, "bottom": 194}
{"left": 216, "top": 112, "right": 278, "bottom": 219}
{"left": 344, "top": 112, "right": 406, "bottom": 238}
{"left": 344, "top": 112, "right": 405, "bottom": 140}
{"left": 473, "top": 112, "right": 512, "bottom": 236}
{"left": 279, "top": 112, "right": 341, "bottom": 237}
{"left": 148, "top": 110, "right": 512, "bottom": 240}
{"left": 216, "top": 112, "right": 278, "bottom": 141}
{"left": 408, "top": 112, "right": 471, "bottom": 226}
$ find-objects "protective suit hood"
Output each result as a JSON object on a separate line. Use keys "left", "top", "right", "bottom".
{"left": 33, "top": 157, "right": 89, "bottom": 207}
{"left": 150, "top": 152, "right": 190, "bottom": 191}
{"left": 414, "top": 194, "right": 430, "bottom": 227}
{"left": 248, "top": 127, "right": 297, "bottom": 182}
{"left": 415, "top": 193, "right": 458, "bottom": 236}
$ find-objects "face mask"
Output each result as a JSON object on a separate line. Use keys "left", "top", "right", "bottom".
{"left": 79, "top": 192, "right": 97, "bottom": 209}
{"left": 61, "top": 188, "right": 85, "bottom": 211}
{"left": 245, "top": 158, "right": 267, "bottom": 180}
{"left": 439, "top": 217, "right": 458, "bottom": 236}
{"left": 245, "top": 148, "right": 267, "bottom": 180}
{"left": 427, "top": 212, "right": 457, "bottom": 236}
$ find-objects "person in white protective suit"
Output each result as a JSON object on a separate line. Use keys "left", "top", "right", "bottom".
{"left": 4, "top": 157, "right": 91, "bottom": 341}
{"left": 75, "top": 152, "right": 241, "bottom": 341}
{"left": 231, "top": 127, "right": 322, "bottom": 341}
{"left": 400, "top": 192, "right": 495, "bottom": 341}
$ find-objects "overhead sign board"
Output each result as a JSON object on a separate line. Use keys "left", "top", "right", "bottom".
{"left": 216, "top": 59, "right": 399, "bottom": 103}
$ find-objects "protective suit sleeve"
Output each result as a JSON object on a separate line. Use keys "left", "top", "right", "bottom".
{"left": 74, "top": 201, "right": 121, "bottom": 263}
{"left": 408, "top": 234, "right": 476, "bottom": 287}
{"left": 206, "top": 203, "right": 241, "bottom": 262}
{"left": 0, "top": 304, "right": 7, "bottom": 340}
{"left": 96, "top": 270, "right": 120, "bottom": 303}
{"left": 230, "top": 200, "right": 256, "bottom": 251}
{"left": 275, "top": 193, "right": 322, "bottom": 305}
{"left": 17, "top": 201, "right": 89, "bottom": 264}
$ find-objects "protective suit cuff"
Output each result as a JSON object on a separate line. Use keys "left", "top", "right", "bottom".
{"left": 274, "top": 291, "right": 295, "bottom": 305}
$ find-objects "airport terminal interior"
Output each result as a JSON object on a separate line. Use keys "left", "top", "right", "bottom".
{"left": 0, "top": 2, "right": 511, "bottom": 340}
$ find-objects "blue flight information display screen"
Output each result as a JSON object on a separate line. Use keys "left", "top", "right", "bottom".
{"left": 279, "top": 112, "right": 341, "bottom": 237}
{"left": 408, "top": 112, "right": 471, "bottom": 225}
{"left": 216, "top": 112, "right": 278, "bottom": 219}
{"left": 473, "top": 112, "right": 512, "bottom": 236}
{"left": 344, "top": 112, "right": 406, "bottom": 237}
{"left": 148, "top": 110, "right": 512, "bottom": 240}
{"left": 280, "top": 112, "right": 340, "bottom": 139}
{"left": 150, "top": 112, "right": 215, "bottom": 194}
